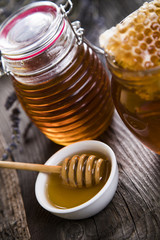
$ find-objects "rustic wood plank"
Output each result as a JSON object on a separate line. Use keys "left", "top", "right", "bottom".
{"left": 0, "top": 131, "right": 30, "bottom": 240}
{"left": 98, "top": 112, "right": 160, "bottom": 240}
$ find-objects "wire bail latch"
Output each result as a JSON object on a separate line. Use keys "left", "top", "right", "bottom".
{"left": 60, "top": 0, "right": 105, "bottom": 54}
{"left": 60, "top": 0, "right": 84, "bottom": 45}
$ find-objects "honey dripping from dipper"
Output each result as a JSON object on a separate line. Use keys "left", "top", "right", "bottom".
{"left": 46, "top": 152, "right": 111, "bottom": 209}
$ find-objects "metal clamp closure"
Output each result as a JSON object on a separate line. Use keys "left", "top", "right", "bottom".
{"left": 60, "top": 0, "right": 73, "bottom": 17}
{"left": 0, "top": 51, "right": 10, "bottom": 77}
{"left": 60, "top": 1, "right": 84, "bottom": 45}
{"left": 71, "top": 21, "right": 84, "bottom": 45}
{"left": 0, "top": 52, "right": 5, "bottom": 77}
{"left": 60, "top": 0, "right": 105, "bottom": 55}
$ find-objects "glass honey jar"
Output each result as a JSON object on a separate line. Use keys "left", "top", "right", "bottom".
{"left": 99, "top": 0, "right": 160, "bottom": 154}
{"left": 108, "top": 58, "right": 160, "bottom": 155}
{"left": 0, "top": 1, "right": 113, "bottom": 146}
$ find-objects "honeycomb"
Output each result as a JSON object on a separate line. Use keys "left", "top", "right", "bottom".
{"left": 99, "top": 0, "right": 160, "bottom": 70}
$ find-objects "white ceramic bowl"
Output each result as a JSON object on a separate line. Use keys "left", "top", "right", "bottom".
{"left": 35, "top": 140, "right": 118, "bottom": 219}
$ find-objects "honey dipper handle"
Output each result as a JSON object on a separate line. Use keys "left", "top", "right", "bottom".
{"left": 0, "top": 161, "right": 61, "bottom": 174}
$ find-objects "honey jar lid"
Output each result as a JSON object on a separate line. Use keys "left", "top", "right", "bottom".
{"left": 0, "top": 1, "right": 64, "bottom": 60}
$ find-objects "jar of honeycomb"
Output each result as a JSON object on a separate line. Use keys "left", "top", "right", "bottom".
{"left": 0, "top": 1, "right": 114, "bottom": 146}
{"left": 100, "top": 0, "right": 160, "bottom": 154}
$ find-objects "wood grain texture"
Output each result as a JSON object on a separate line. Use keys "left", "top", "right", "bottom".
{"left": 0, "top": 0, "right": 159, "bottom": 239}
{"left": 0, "top": 131, "right": 30, "bottom": 240}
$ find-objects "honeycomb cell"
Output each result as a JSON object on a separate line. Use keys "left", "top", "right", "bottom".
{"left": 136, "top": 12, "right": 146, "bottom": 23}
{"left": 151, "top": 22, "right": 159, "bottom": 30}
{"left": 146, "top": 37, "right": 152, "bottom": 44}
{"left": 135, "top": 48, "right": 141, "bottom": 54}
{"left": 158, "top": 17, "right": 160, "bottom": 24}
{"left": 137, "top": 33, "right": 144, "bottom": 40}
{"left": 148, "top": 45, "right": 156, "bottom": 54}
{"left": 150, "top": 12, "right": 158, "bottom": 21}
{"left": 153, "top": 31, "right": 160, "bottom": 39}
{"left": 140, "top": 43, "right": 147, "bottom": 50}
{"left": 154, "top": 2, "right": 160, "bottom": 7}
{"left": 144, "top": 19, "right": 150, "bottom": 26}
{"left": 131, "top": 39, "right": 139, "bottom": 46}
{"left": 155, "top": 9, "right": 160, "bottom": 15}
{"left": 155, "top": 40, "right": 160, "bottom": 48}
{"left": 151, "top": 55, "right": 159, "bottom": 64}
{"left": 134, "top": 56, "right": 143, "bottom": 64}
{"left": 148, "top": 7, "right": 154, "bottom": 13}
{"left": 123, "top": 36, "right": 130, "bottom": 43}
{"left": 144, "top": 28, "right": 152, "bottom": 36}
{"left": 135, "top": 24, "right": 144, "bottom": 32}
{"left": 129, "top": 30, "right": 136, "bottom": 37}
{"left": 118, "top": 26, "right": 127, "bottom": 34}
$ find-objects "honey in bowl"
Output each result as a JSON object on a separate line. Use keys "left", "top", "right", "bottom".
{"left": 45, "top": 152, "right": 111, "bottom": 209}
{"left": 99, "top": 0, "right": 160, "bottom": 154}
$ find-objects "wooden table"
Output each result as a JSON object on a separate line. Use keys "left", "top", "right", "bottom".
{"left": 0, "top": 0, "right": 160, "bottom": 239}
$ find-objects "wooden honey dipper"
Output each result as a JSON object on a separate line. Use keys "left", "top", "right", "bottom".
{"left": 0, "top": 154, "right": 106, "bottom": 188}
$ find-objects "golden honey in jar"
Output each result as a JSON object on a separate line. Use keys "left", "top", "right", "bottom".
{"left": 46, "top": 152, "right": 111, "bottom": 209}
{"left": 100, "top": 0, "right": 160, "bottom": 154}
{"left": 0, "top": 1, "right": 113, "bottom": 146}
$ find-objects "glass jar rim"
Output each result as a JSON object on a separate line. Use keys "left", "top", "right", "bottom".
{"left": 107, "top": 55, "right": 160, "bottom": 78}
{"left": 0, "top": 1, "right": 64, "bottom": 60}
